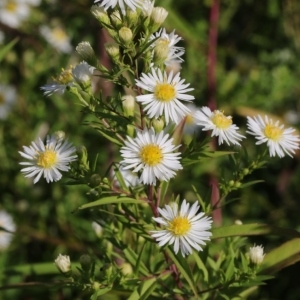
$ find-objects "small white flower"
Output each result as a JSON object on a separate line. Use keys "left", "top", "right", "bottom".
{"left": 0, "top": 1, "right": 30, "bottom": 29}
{"left": 150, "top": 199, "right": 212, "bottom": 257}
{"left": 19, "top": 134, "right": 77, "bottom": 184}
{"left": 54, "top": 254, "right": 71, "bottom": 274}
{"left": 94, "top": 0, "right": 143, "bottom": 15}
{"left": 0, "top": 210, "right": 16, "bottom": 251}
{"left": 72, "top": 61, "right": 94, "bottom": 85}
{"left": 249, "top": 244, "right": 265, "bottom": 265}
{"left": 135, "top": 68, "right": 194, "bottom": 124}
{"left": 246, "top": 115, "right": 300, "bottom": 158}
{"left": 0, "top": 84, "right": 17, "bottom": 120}
{"left": 40, "top": 25, "right": 72, "bottom": 53}
{"left": 40, "top": 67, "right": 74, "bottom": 96}
{"left": 120, "top": 127, "right": 182, "bottom": 185}
{"left": 195, "top": 107, "right": 245, "bottom": 146}
{"left": 150, "top": 28, "right": 185, "bottom": 66}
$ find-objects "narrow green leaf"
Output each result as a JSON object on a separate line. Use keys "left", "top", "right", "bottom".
{"left": 259, "top": 238, "right": 300, "bottom": 274}
{"left": 123, "top": 247, "right": 150, "bottom": 277}
{"left": 166, "top": 248, "right": 198, "bottom": 297}
{"left": 159, "top": 180, "right": 169, "bottom": 206}
{"left": 77, "top": 196, "right": 144, "bottom": 210}
{"left": 240, "top": 180, "right": 264, "bottom": 189}
{"left": 128, "top": 278, "right": 157, "bottom": 300}
{"left": 0, "top": 38, "right": 19, "bottom": 62}
{"left": 94, "top": 128, "right": 123, "bottom": 146}
{"left": 192, "top": 252, "right": 209, "bottom": 283}
{"left": 212, "top": 224, "right": 300, "bottom": 240}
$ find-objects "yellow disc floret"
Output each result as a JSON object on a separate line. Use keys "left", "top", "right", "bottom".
{"left": 168, "top": 216, "right": 191, "bottom": 236}
{"left": 140, "top": 144, "right": 163, "bottom": 166}
{"left": 57, "top": 68, "right": 73, "bottom": 84}
{"left": 264, "top": 124, "right": 283, "bottom": 141}
{"left": 211, "top": 111, "right": 232, "bottom": 129}
{"left": 154, "top": 83, "right": 176, "bottom": 102}
{"left": 37, "top": 149, "right": 58, "bottom": 168}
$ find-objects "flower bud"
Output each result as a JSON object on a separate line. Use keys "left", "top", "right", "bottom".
{"left": 122, "top": 95, "right": 135, "bottom": 117}
{"left": 92, "top": 221, "right": 103, "bottom": 237}
{"left": 119, "top": 27, "right": 133, "bottom": 44}
{"left": 54, "top": 254, "right": 71, "bottom": 276}
{"left": 126, "top": 9, "right": 139, "bottom": 27}
{"left": 72, "top": 61, "right": 94, "bottom": 89}
{"left": 91, "top": 5, "right": 110, "bottom": 25}
{"left": 76, "top": 42, "right": 97, "bottom": 67}
{"left": 80, "top": 254, "right": 92, "bottom": 272}
{"left": 54, "top": 131, "right": 65, "bottom": 141}
{"left": 111, "top": 11, "right": 122, "bottom": 28}
{"left": 243, "top": 168, "right": 249, "bottom": 175}
{"left": 120, "top": 262, "right": 133, "bottom": 276}
{"left": 105, "top": 42, "right": 120, "bottom": 63}
{"left": 76, "top": 145, "right": 89, "bottom": 171}
{"left": 142, "top": 0, "right": 155, "bottom": 17}
{"left": 249, "top": 244, "right": 265, "bottom": 265}
{"left": 90, "top": 174, "right": 102, "bottom": 187}
{"left": 150, "top": 7, "right": 168, "bottom": 32}
{"left": 153, "top": 40, "right": 169, "bottom": 65}
{"left": 152, "top": 118, "right": 165, "bottom": 133}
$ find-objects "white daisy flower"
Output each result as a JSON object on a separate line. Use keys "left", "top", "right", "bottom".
{"left": 19, "top": 134, "right": 77, "bottom": 184}
{"left": 94, "top": 0, "right": 143, "bottom": 15}
{"left": 0, "top": 210, "right": 16, "bottom": 251}
{"left": 249, "top": 244, "right": 265, "bottom": 265}
{"left": 135, "top": 68, "right": 194, "bottom": 124}
{"left": 40, "top": 67, "right": 74, "bottom": 96}
{"left": 120, "top": 127, "right": 182, "bottom": 185}
{"left": 246, "top": 115, "right": 300, "bottom": 158}
{"left": 150, "top": 28, "right": 185, "bottom": 66}
{"left": 0, "top": 0, "right": 30, "bottom": 29}
{"left": 0, "top": 84, "right": 17, "bottom": 120}
{"left": 150, "top": 199, "right": 212, "bottom": 257}
{"left": 195, "top": 107, "right": 245, "bottom": 146}
{"left": 40, "top": 25, "right": 72, "bottom": 53}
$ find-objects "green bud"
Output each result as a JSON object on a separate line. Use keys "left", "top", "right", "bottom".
{"left": 76, "top": 145, "right": 89, "bottom": 171}
{"left": 122, "top": 95, "right": 136, "bottom": 117}
{"left": 54, "top": 131, "right": 65, "bottom": 141}
{"left": 120, "top": 262, "right": 133, "bottom": 276}
{"left": 229, "top": 180, "right": 235, "bottom": 186}
{"left": 126, "top": 9, "right": 139, "bottom": 27}
{"left": 76, "top": 42, "right": 97, "bottom": 67}
{"left": 105, "top": 42, "right": 120, "bottom": 63}
{"left": 111, "top": 10, "right": 122, "bottom": 28}
{"left": 152, "top": 118, "right": 165, "bottom": 133}
{"left": 150, "top": 7, "right": 168, "bottom": 32}
{"left": 91, "top": 5, "right": 110, "bottom": 25}
{"left": 90, "top": 174, "right": 102, "bottom": 187}
{"left": 119, "top": 26, "right": 133, "bottom": 44}
{"left": 234, "top": 181, "right": 241, "bottom": 188}
{"left": 80, "top": 254, "right": 92, "bottom": 272}
{"left": 153, "top": 39, "right": 169, "bottom": 65}
{"left": 243, "top": 168, "right": 249, "bottom": 175}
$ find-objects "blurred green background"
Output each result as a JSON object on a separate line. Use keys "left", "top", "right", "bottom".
{"left": 1, "top": 0, "right": 300, "bottom": 299}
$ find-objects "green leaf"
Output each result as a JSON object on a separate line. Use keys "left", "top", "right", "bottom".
{"left": 123, "top": 247, "right": 150, "bottom": 277}
{"left": 240, "top": 180, "right": 264, "bottom": 188}
{"left": 77, "top": 196, "right": 145, "bottom": 210}
{"left": 259, "top": 238, "right": 300, "bottom": 274}
{"left": 212, "top": 224, "right": 300, "bottom": 240}
{"left": 192, "top": 252, "right": 209, "bottom": 283}
{"left": 0, "top": 38, "right": 19, "bottom": 62}
{"left": 166, "top": 248, "right": 198, "bottom": 297}
{"left": 128, "top": 278, "right": 157, "bottom": 300}
{"left": 94, "top": 128, "right": 123, "bottom": 146}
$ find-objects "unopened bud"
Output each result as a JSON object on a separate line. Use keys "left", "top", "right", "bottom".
{"left": 90, "top": 174, "right": 102, "bottom": 187}
{"left": 152, "top": 118, "right": 165, "bottom": 133}
{"left": 54, "top": 131, "right": 65, "bottom": 141}
{"left": 243, "top": 168, "right": 249, "bottom": 175}
{"left": 119, "top": 27, "right": 133, "bottom": 44}
{"left": 54, "top": 254, "right": 71, "bottom": 276}
{"left": 72, "top": 61, "right": 94, "bottom": 88}
{"left": 105, "top": 42, "right": 120, "bottom": 63}
{"left": 150, "top": 7, "right": 168, "bottom": 32}
{"left": 80, "top": 254, "right": 92, "bottom": 272}
{"left": 234, "top": 182, "right": 241, "bottom": 188}
{"left": 249, "top": 244, "right": 265, "bottom": 265}
{"left": 153, "top": 39, "right": 169, "bottom": 65}
{"left": 111, "top": 11, "right": 122, "bottom": 28}
{"left": 126, "top": 9, "right": 139, "bottom": 27}
{"left": 76, "top": 42, "right": 97, "bottom": 66}
{"left": 91, "top": 5, "right": 110, "bottom": 25}
{"left": 122, "top": 95, "right": 135, "bottom": 117}
{"left": 120, "top": 262, "right": 133, "bottom": 276}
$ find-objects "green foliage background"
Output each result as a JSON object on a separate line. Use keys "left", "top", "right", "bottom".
{"left": 1, "top": 0, "right": 300, "bottom": 299}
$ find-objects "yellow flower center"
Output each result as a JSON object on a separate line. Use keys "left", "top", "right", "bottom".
{"left": 156, "top": 38, "right": 170, "bottom": 47}
{"left": 185, "top": 114, "right": 194, "bottom": 125}
{"left": 264, "top": 124, "right": 283, "bottom": 141}
{"left": 6, "top": 3, "right": 17, "bottom": 12}
{"left": 211, "top": 111, "right": 232, "bottom": 129}
{"left": 57, "top": 68, "right": 73, "bottom": 84}
{"left": 154, "top": 83, "right": 176, "bottom": 102}
{"left": 37, "top": 149, "right": 58, "bottom": 168}
{"left": 52, "top": 28, "right": 67, "bottom": 42}
{"left": 168, "top": 216, "right": 191, "bottom": 236}
{"left": 140, "top": 144, "right": 163, "bottom": 166}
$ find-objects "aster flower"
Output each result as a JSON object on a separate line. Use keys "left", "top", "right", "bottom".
{"left": 0, "top": 84, "right": 17, "bottom": 120}
{"left": 40, "top": 25, "right": 72, "bottom": 53}
{"left": 249, "top": 244, "right": 265, "bottom": 265}
{"left": 150, "top": 28, "right": 185, "bottom": 66}
{"left": 120, "top": 127, "right": 182, "bottom": 185}
{"left": 195, "top": 107, "right": 245, "bottom": 146}
{"left": 246, "top": 115, "right": 300, "bottom": 158}
{"left": 72, "top": 61, "right": 95, "bottom": 86}
{"left": 40, "top": 67, "right": 74, "bottom": 96}
{"left": 135, "top": 68, "right": 194, "bottom": 124}
{"left": 0, "top": 0, "right": 30, "bottom": 29}
{"left": 150, "top": 199, "right": 212, "bottom": 257}
{"left": 0, "top": 210, "right": 16, "bottom": 251}
{"left": 94, "top": 0, "right": 143, "bottom": 15}
{"left": 19, "top": 134, "right": 77, "bottom": 184}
